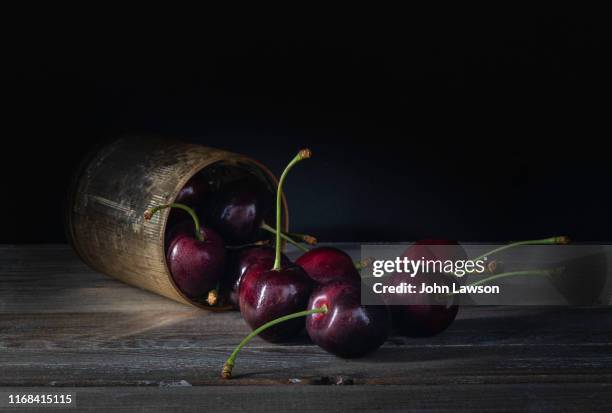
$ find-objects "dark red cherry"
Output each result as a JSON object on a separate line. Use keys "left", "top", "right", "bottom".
{"left": 206, "top": 178, "right": 272, "bottom": 244}
{"left": 176, "top": 172, "right": 210, "bottom": 206}
{"left": 389, "top": 239, "right": 466, "bottom": 338}
{"left": 237, "top": 149, "right": 313, "bottom": 342}
{"left": 388, "top": 271, "right": 459, "bottom": 338}
{"left": 168, "top": 172, "right": 210, "bottom": 225}
{"left": 296, "top": 247, "right": 360, "bottom": 284}
{"left": 164, "top": 219, "right": 194, "bottom": 248}
{"left": 222, "top": 246, "right": 289, "bottom": 309}
{"left": 239, "top": 265, "right": 313, "bottom": 342}
{"left": 222, "top": 280, "right": 387, "bottom": 379}
{"left": 146, "top": 203, "right": 225, "bottom": 300}
{"left": 166, "top": 227, "right": 226, "bottom": 298}
{"left": 306, "top": 281, "right": 390, "bottom": 358}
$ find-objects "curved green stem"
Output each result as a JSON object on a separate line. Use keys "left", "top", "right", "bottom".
{"left": 144, "top": 203, "right": 204, "bottom": 241}
{"left": 468, "top": 269, "right": 552, "bottom": 287}
{"left": 446, "top": 269, "right": 553, "bottom": 297}
{"left": 273, "top": 149, "right": 311, "bottom": 270}
{"left": 453, "top": 236, "right": 567, "bottom": 278}
{"left": 222, "top": 305, "right": 327, "bottom": 379}
{"left": 225, "top": 240, "right": 270, "bottom": 250}
{"left": 260, "top": 222, "right": 309, "bottom": 252}
{"left": 470, "top": 236, "right": 569, "bottom": 262}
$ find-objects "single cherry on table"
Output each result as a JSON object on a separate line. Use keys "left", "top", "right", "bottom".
{"left": 306, "top": 280, "right": 390, "bottom": 358}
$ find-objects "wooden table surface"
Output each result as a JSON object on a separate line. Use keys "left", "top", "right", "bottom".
{"left": 1, "top": 245, "right": 612, "bottom": 412}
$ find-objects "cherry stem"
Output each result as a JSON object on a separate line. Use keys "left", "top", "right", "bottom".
{"left": 221, "top": 305, "right": 328, "bottom": 379}
{"left": 225, "top": 240, "right": 271, "bottom": 250}
{"left": 260, "top": 222, "right": 309, "bottom": 252}
{"left": 446, "top": 269, "right": 553, "bottom": 297}
{"left": 206, "top": 287, "right": 219, "bottom": 306}
{"left": 273, "top": 149, "right": 311, "bottom": 270}
{"left": 451, "top": 236, "right": 566, "bottom": 278}
{"left": 287, "top": 232, "right": 317, "bottom": 246}
{"left": 144, "top": 203, "right": 204, "bottom": 241}
{"left": 470, "top": 236, "right": 569, "bottom": 262}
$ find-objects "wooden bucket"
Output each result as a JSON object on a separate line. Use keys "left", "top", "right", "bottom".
{"left": 65, "top": 136, "right": 288, "bottom": 308}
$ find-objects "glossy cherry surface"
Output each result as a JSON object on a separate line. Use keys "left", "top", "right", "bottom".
{"left": 296, "top": 247, "right": 360, "bottom": 285}
{"left": 166, "top": 226, "right": 226, "bottom": 299}
{"left": 237, "top": 149, "right": 313, "bottom": 342}
{"left": 168, "top": 173, "right": 210, "bottom": 225}
{"left": 239, "top": 265, "right": 313, "bottom": 342}
{"left": 306, "top": 281, "right": 390, "bottom": 358}
{"left": 222, "top": 246, "right": 289, "bottom": 309}
{"left": 389, "top": 239, "right": 466, "bottom": 338}
{"left": 206, "top": 178, "right": 271, "bottom": 244}
{"left": 176, "top": 172, "right": 210, "bottom": 206}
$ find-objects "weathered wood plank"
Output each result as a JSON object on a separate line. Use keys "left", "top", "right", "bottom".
{"left": 2, "top": 344, "right": 612, "bottom": 386}
{"left": 3, "top": 307, "right": 612, "bottom": 350}
{"left": 2, "top": 245, "right": 612, "bottom": 391}
{"left": 1, "top": 384, "right": 611, "bottom": 413}
{"left": 0, "top": 244, "right": 345, "bottom": 313}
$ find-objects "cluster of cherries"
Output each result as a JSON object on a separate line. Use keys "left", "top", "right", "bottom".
{"left": 145, "top": 149, "right": 570, "bottom": 379}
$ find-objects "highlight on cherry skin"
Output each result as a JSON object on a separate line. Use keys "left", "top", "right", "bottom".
{"left": 146, "top": 162, "right": 572, "bottom": 378}
{"left": 167, "top": 172, "right": 210, "bottom": 226}
{"left": 238, "top": 149, "right": 316, "bottom": 342}
{"left": 205, "top": 177, "right": 271, "bottom": 245}
{"left": 221, "top": 234, "right": 571, "bottom": 378}
{"left": 306, "top": 280, "right": 391, "bottom": 358}
{"left": 222, "top": 280, "right": 391, "bottom": 379}
{"left": 144, "top": 203, "right": 225, "bottom": 300}
{"left": 296, "top": 246, "right": 361, "bottom": 285}
{"left": 204, "top": 175, "right": 317, "bottom": 248}
{"left": 222, "top": 246, "right": 289, "bottom": 309}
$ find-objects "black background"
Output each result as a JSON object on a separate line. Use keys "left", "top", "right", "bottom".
{"left": 2, "top": 13, "right": 609, "bottom": 243}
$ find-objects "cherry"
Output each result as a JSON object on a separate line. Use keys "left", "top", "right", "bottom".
{"left": 176, "top": 172, "right": 210, "bottom": 206}
{"left": 145, "top": 203, "right": 225, "bottom": 300}
{"left": 389, "top": 239, "right": 466, "bottom": 338}
{"left": 461, "top": 236, "right": 589, "bottom": 305}
{"left": 222, "top": 246, "right": 289, "bottom": 309}
{"left": 167, "top": 172, "right": 210, "bottom": 225}
{"left": 389, "top": 237, "right": 570, "bottom": 337}
{"left": 238, "top": 149, "right": 315, "bottom": 342}
{"left": 296, "top": 247, "right": 361, "bottom": 285}
{"left": 390, "top": 272, "right": 460, "bottom": 338}
{"left": 205, "top": 176, "right": 317, "bottom": 250}
{"left": 205, "top": 177, "right": 270, "bottom": 244}
{"left": 306, "top": 281, "right": 390, "bottom": 358}
{"left": 239, "top": 264, "right": 313, "bottom": 341}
